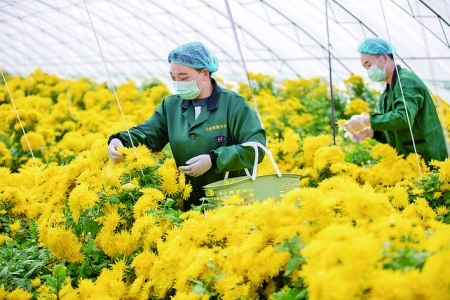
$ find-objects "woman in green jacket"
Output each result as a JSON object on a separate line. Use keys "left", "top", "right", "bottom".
{"left": 342, "top": 37, "right": 448, "bottom": 163}
{"left": 108, "top": 42, "right": 266, "bottom": 210}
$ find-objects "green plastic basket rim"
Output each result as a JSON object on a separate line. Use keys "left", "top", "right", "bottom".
{"left": 203, "top": 173, "right": 302, "bottom": 189}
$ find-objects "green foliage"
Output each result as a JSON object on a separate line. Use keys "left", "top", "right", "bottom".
{"left": 0, "top": 241, "right": 53, "bottom": 292}
{"left": 191, "top": 263, "right": 227, "bottom": 297}
{"left": 146, "top": 198, "right": 184, "bottom": 227}
{"left": 272, "top": 236, "right": 308, "bottom": 300}
{"left": 344, "top": 140, "right": 379, "bottom": 166}
{"left": 344, "top": 75, "right": 380, "bottom": 114}
{"left": 40, "top": 264, "right": 70, "bottom": 300}
{"left": 272, "top": 287, "right": 308, "bottom": 300}
{"left": 275, "top": 236, "right": 306, "bottom": 277}
{"left": 409, "top": 171, "right": 450, "bottom": 223}
{"left": 382, "top": 243, "right": 428, "bottom": 272}
{"left": 141, "top": 78, "right": 165, "bottom": 91}
{"left": 66, "top": 240, "right": 114, "bottom": 285}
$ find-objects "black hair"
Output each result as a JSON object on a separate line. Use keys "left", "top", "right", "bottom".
{"left": 377, "top": 53, "right": 394, "bottom": 61}
{"left": 195, "top": 68, "right": 212, "bottom": 77}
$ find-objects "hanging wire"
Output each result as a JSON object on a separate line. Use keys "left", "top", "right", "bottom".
{"left": 1, "top": 69, "right": 39, "bottom": 172}
{"left": 445, "top": 0, "right": 450, "bottom": 21}
{"left": 379, "top": 0, "right": 423, "bottom": 179}
{"left": 83, "top": 0, "right": 143, "bottom": 175}
{"left": 325, "top": 0, "right": 337, "bottom": 145}
{"left": 417, "top": 1, "right": 450, "bottom": 158}
{"left": 223, "top": 0, "right": 264, "bottom": 130}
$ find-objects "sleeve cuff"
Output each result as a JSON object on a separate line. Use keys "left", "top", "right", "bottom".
{"left": 209, "top": 152, "right": 218, "bottom": 170}
{"left": 108, "top": 135, "right": 126, "bottom": 146}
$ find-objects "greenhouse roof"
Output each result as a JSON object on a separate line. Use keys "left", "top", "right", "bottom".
{"left": 1, "top": 0, "right": 449, "bottom": 95}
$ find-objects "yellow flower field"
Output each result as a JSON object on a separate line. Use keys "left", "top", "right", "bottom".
{"left": 0, "top": 69, "right": 450, "bottom": 299}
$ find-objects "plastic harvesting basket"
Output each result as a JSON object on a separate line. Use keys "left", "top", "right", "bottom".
{"left": 203, "top": 173, "right": 301, "bottom": 202}
{"left": 203, "top": 142, "right": 301, "bottom": 203}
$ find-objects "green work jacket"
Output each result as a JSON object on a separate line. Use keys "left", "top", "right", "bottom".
{"left": 370, "top": 66, "right": 448, "bottom": 163}
{"left": 109, "top": 78, "right": 266, "bottom": 206}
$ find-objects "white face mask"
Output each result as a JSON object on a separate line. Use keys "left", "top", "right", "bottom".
{"left": 367, "top": 56, "right": 386, "bottom": 82}
{"left": 172, "top": 72, "right": 205, "bottom": 100}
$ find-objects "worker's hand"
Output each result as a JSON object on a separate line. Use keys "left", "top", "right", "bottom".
{"left": 340, "top": 114, "right": 371, "bottom": 135}
{"left": 344, "top": 127, "right": 374, "bottom": 143}
{"left": 178, "top": 154, "right": 212, "bottom": 177}
{"left": 108, "top": 138, "right": 124, "bottom": 163}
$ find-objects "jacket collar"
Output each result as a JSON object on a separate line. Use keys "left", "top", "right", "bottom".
{"left": 180, "top": 78, "right": 221, "bottom": 111}
{"left": 387, "top": 65, "right": 402, "bottom": 91}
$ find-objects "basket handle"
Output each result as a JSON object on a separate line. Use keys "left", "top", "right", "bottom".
{"left": 224, "top": 142, "right": 282, "bottom": 181}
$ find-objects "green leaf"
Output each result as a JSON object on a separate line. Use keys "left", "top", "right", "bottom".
{"left": 24, "top": 261, "right": 44, "bottom": 278}
{"left": 0, "top": 267, "right": 9, "bottom": 278}
{"left": 42, "top": 275, "right": 57, "bottom": 287}
{"left": 285, "top": 256, "right": 305, "bottom": 276}
{"left": 206, "top": 263, "right": 217, "bottom": 273}
{"left": 164, "top": 198, "right": 175, "bottom": 208}
{"left": 193, "top": 284, "right": 207, "bottom": 294}
{"left": 54, "top": 264, "right": 67, "bottom": 280}
{"left": 142, "top": 174, "right": 153, "bottom": 183}
{"left": 110, "top": 194, "right": 120, "bottom": 204}
{"left": 83, "top": 219, "right": 100, "bottom": 236}
{"left": 271, "top": 288, "right": 308, "bottom": 300}
{"left": 214, "top": 272, "right": 227, "bottom": 281}
{"left": 163, "top": 214, "right": 182, "bottom": 223}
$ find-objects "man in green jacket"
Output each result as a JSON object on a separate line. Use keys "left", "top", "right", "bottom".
{"left": 342, "top": 37, "right": 448, "bottom": 163}
{"left": 108, "top": 42, "right": 266, "bottom": 210}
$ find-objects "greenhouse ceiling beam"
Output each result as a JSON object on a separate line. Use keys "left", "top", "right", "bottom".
{"left": 419, "top": 0, "right": 450, "bottom": 27}
{"left": 111, "top": 1, "right": 288, "bottom": 78}
{"left": 141, "top": 0, "right": 259, "bottom": 76}
{"left": 331, "top": 0, "right": 414, "bottom": 71}
{"left": 392, "top": 0, "right": 449, "bottom": 47}
{"left": 259, "top": 0, "right": 352, "bottom": 74}
{"left": 36, "top": 0, "right": 151, "bottom": 79}
{"left": 5, "top": 2, "right": 146, "bottom": 78}
{"left": 219, "top": 56, "right": 450, "bottom": 62}
{"left": 0, "top": 7, "right": 87, "bottom": 76}
{"left": 0, "top": 25, "right": 38, "bottom": 70}
{"left": 199, "top": 0, "right": 301, "bottom": 77}
{"left": 235, "top": 0, "right": 337, "bottom": 75}
{"left": 113, "top": 0, "right": 247, "bottom": 77}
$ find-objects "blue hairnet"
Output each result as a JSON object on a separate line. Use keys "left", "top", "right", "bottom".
{"left": 168, "top": 42, "right": 219, "bottom": 73}
{"left": 357, "top": 37, "right": 396, "bottom": 55}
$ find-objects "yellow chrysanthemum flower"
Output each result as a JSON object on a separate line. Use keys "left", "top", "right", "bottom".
{"left": 433, "top": 191, "right": 443, "bottom": 199}
{"left": 313, "top": 145, "right": 345, "bottom": 170}
{"left": 31, "top": 277, "right": 41, "bottom": 287}
{"left": 9, "top": 221, "right": 21, "bottom": 235}
{"left": 20, "top": 131, "right": 46, "bottom": 151}
{"left": 302, "top": 135, "right": 332, "bottom": 166}
{"left": 345, "top": 97, "right": 371, "bottom": 115}
{"left": 132, "top": 251, "right": 158, "bottom": 278}
{"left": 44, "top": 226, "right": 84, "bottom": 262}
{"left": 436, "top": 206, "right": 449, "bottom": 216}
{"left": 4, "top": 287, "right": 33, "bottom": 300}
{"left": 114, "top": 230, "right": 139, "bottom": 257}
{"left": 57, "top": 131, "right": 86, "bottom": 153}
{"left": 0, "top": 141, "right": 12, "bottom": 167}
{"left": 0, "top": 234, "right": 12, "bottom": 245}
{"left": 157, "top": 158, "right": 180, "bottom": 196}
{"left": 68, "top": 183, "right": 98, "bottom": 223}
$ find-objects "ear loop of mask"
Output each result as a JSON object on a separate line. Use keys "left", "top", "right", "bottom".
{"left": 198, "top": 71, "right": 206, "bottom": 90}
